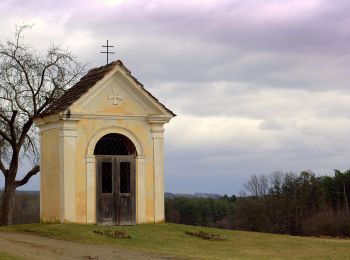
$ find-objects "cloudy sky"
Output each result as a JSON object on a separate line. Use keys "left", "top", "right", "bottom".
{"left": 1, "top": 0, "right": 350, "bottom": 195}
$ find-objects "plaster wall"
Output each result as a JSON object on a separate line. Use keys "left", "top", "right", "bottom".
{"left": 40, "top": 128, "right": 60, "bottom": 221}
{"left": 39, "top": 117, "right": 161, "bottom": 224}
{"left": 74, "top": 117, "right": 156, "bottom": 223}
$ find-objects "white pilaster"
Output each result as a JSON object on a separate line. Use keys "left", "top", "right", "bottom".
{"left": 59, "top": 120, "right": 78, "bottom": 222}
{"left": 136, "top": 156, "right": 146, "bottom": 223}
{"left": 151, "top": 123, "right": 165, "bottom": 222}
{"left": 86, "top": 155, "right": 96, "bottom": 223}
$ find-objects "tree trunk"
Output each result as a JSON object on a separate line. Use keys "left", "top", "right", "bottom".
{"left": 343, "top": 182, "right": 349, "bottom": 216}
{"left": 0, "top": 179, "right": 16, "bottom": 226}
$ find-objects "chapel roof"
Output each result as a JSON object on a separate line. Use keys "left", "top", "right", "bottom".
{"left": 39, "top": 60, "right": 175, "bottom": 117}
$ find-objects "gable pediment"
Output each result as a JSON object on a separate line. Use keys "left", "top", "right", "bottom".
{"left": 70, "top": 70, "right": 165, "bottom": 117}
{"left": 36, "top": 60, "right": 175, "bottom": 121}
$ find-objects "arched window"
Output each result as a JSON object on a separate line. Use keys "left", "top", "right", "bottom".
{"left": 94, "top": 133, "right": 137, "bottom": 155}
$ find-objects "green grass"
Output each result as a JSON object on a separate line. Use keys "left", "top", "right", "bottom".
{"left": 0, "top": 252, "right": 23, "bottom": 260}
{"left": 2, "top": 223, "right": 350, "bottom": 259}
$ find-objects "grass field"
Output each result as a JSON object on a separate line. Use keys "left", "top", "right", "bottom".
{"left": 0, "top": 252, "right": 22, "bottom": 260}
{"left": 2, "top": 223, "right": 350, "bottom": 259}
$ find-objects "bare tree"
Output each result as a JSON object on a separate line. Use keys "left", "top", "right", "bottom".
{"left": 244, "top": 175, "right": 259, "bottom": 198}
{"left": 0, "top": 25, "right": 84, "bottom": 225}
{"left": 258, "top": 174, "right": 269, "bottom": 198}
{"left": 269, "top": 171, "right": 284, "bottom": 195}
{"left": 244, "top": 174, "right": 270, "bottom": 198}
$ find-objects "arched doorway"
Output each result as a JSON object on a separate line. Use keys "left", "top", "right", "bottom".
{"left": 94, "top": 133, "right": 136, "bottom": 225}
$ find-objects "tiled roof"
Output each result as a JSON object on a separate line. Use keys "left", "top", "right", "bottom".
{"left": 39, "top": 60, "right": 175, "bottom": 117}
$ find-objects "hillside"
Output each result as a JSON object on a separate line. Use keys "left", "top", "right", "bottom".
{"left": 1, "top": 223, "right": 350, "bottom": 259}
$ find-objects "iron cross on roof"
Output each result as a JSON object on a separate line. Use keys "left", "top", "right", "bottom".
{"left": 101, "top": 40, "right": 115, "bottom": 64}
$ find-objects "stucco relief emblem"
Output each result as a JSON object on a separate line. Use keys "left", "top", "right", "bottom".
{"left": 108, "top": 88, "right": 122, "bottom": 105}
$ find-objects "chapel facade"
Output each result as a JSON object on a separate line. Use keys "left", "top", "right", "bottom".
{"left": 33, "top": 60, "right": 175, "bottom": 225}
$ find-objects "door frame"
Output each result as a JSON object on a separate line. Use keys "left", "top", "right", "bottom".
{"left": 96, "top": 155, "right": 136, "bottom": 225}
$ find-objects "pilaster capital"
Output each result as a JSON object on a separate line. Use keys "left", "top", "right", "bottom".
{"left": 147, "top": 115, "right": 171, "bottom": 124}
{"left": 59, "top": 119, "right": 79, "bottom": 137}
{"left": 151, "top": 124, "right": 164, "bottom": 139}
{"left": 147, "top": 115, "right": 167, "bottom": 139}
{"left": 85, "top": 155, "right": 96, "bottom": 163}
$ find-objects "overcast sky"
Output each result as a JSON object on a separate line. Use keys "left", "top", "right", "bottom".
{"left": 1, "top": 0, "right": 350, "bottom": 195}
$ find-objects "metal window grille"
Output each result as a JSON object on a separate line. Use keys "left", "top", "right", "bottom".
{"left": 94, "top": 133, "right": 136, "bottom": 155}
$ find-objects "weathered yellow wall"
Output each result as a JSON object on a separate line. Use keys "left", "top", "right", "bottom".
{"left": 39, "top": 118, "right": 156, "bottom": 223}
{"left": 40, "top": 128, "right": 60, "bottom": 221}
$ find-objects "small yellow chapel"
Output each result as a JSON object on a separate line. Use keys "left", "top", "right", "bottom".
{"left": 33, "top": 60, "right": 175, "bottom": 225}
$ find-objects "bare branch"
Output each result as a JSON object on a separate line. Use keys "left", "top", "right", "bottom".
{"left": 0, "top": 158, "right": 7, "bottom": 175}
{"left": 0, "top": 51, "right": 34, "bottom": 91}
{"left": 0, "top": 111, "right": 10, "bottom": 123}
{"left": 0, "top": 128, "right": 13, "bottom": 145}
{"left": 9, "top": 110, "right": 17, "bottom": 141}
{"left": 16, "top": 119, "right": 33, "bottom": 150}
{"left": 15, "top": 164, "right": 39, "bottom": 187}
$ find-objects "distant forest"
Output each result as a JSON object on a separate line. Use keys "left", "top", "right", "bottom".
{"left": 165, "top": 170, "right": 350, "bottom": 237}
{"left": 0, "top": 191, "right": 39, "bottom": 224}
{"left": 1, "top": 169, "right": 350, "bottom": 237}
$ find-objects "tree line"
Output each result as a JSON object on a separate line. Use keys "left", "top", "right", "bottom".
{"left": 235, "top": 170, "right": 350, "bottom": 237}
{"left": 165, "top": 196, "right": 236, "bottom": 228}
{"left": 0, "top": 191, "right": 39, "bottom": 224}
{"left": 165, "top": 170, "right": 350, "bottom": 237}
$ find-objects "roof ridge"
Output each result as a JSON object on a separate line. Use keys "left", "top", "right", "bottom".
{"left": 81, "top": 60, "right": 121, "bottom": 79}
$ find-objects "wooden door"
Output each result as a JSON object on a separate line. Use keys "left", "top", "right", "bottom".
{"left": 96, "top": 156, "right": 136, "bottom": 225}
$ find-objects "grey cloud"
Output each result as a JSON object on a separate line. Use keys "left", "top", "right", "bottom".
{"left": 6, "top": 0, "right": 350, "bottom": 90}
{"left": 1, "top": 0, "right": 350, "bottom": 194}
{"left": 259, "top": 119, "right": 285, "bottom": 130}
